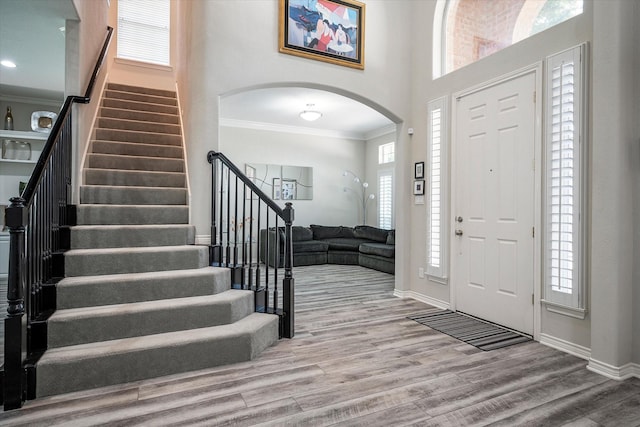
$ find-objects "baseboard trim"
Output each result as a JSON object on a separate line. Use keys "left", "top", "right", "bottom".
{"left": 195, "top": 235, "right": 211, "bottom": 245}
{"left": 539, "top": 333, "right": 591, "bottom": 360}
{"left": 393, "top": 289, "right": 450, "bottom": 310}
{"left": 587, "top": 358, "right": 640, "bottom": 381}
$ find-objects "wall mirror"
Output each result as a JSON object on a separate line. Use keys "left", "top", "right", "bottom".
{"left": 245, "top": 163, "right": 313, "bottom": 200}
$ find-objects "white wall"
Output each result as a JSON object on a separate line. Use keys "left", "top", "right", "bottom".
{"left": 69, "top": 0, "right": 110, "bottom": 203}
{"left": 219, "top": 126, "right": 365, "bottom": 229}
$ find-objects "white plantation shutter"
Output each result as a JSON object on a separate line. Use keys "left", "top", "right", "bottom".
{"left": 118, "top": 0, "right": 170, "bottom": 66}
{"left": 544, "top": 44, "right": 586, "bottom": 311}
{"left": 378, "top": 171, "right": 393, "bottom": 229}
{"left": 427, "top": 97, "right": 448, "bottom": 279}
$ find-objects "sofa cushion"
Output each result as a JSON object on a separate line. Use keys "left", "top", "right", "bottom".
{"left": 353, "top": 225, "right": 389, "bottom": 243}
{"left": 310, "top": 224, "right": 355, "bottom": 240}
{"left": 359, "top": 242, "right": 395, "bottom": 258}
{"left": 292, "top": 226, "right": 313, "bottom": 242}
{"left": 293, "top": 240, "right": 329, "bottom": 253}
{"left": 386, "top": 230, "right": 395, "bottom": 245}
{"left": 322, "top": 238, "right": 370, "bottom": 251}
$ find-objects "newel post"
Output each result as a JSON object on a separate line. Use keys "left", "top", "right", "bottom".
{"left": 207, "top": 151, "right": 222, "bottom": 266}
{"left": 282, "top": 202, "right": 295, "bottom": 338}
{"left": 4, "top": 197, "right": 28, "bottom": 410}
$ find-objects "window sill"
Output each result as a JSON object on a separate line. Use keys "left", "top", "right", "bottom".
{"left": 115, "top": 57, "right": 173, "bottom": 72}
{"left": 542, "top": 299, "right": 587, "bottom": 320}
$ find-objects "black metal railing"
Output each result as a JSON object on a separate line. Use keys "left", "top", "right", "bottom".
{"left": 207, "top": 151, "right": 294, "bottom": 339}
{"left": 2, "top": 26, "right": 113, "bottom": 411}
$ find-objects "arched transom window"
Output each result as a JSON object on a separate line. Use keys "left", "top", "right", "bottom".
{"left": 434, "top": 0, "right": 583, "bottom": 77}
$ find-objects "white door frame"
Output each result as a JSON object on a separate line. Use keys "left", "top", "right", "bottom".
{"left": 449, "top": 63, "right": 543, "bottom": 341}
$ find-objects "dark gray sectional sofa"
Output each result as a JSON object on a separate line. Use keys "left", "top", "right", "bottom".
{"left": 259, "top": 224, "right": 395, "bottom": 274}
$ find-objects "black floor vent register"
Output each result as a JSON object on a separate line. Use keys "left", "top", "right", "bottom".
{"left": 408, "top": 310, "right": 532, "bottom": 351}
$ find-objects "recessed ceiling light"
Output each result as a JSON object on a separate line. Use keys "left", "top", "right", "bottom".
{"left": 1, "top": 60, "right": 16, "bottom": 68}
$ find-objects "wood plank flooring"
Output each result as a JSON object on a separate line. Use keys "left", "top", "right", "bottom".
{"left": 1, "top": 264, "right": 639, "bottom": 426}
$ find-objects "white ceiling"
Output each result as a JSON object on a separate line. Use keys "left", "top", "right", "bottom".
{"left": 220, "top": 87, "right": 395, "bottom": 140}
{"left": 0, "top": 2, "right": 394, "bottom": 137}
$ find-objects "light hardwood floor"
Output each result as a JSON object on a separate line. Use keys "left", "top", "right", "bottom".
{"left": 1, "top": 264, "right": 639, "bottom": 426}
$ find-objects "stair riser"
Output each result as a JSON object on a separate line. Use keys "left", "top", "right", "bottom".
{"left": 84, "top": 169, "right": 186, "bottom": 188}
{"left": 102, "top": 98, "right": 178, "bottom": 115}
{"left": 107, "top": 83, "right": 177, "bottom": 99}
{"left": 104, "top": 90, "right": 177, "bottom": 106}
{"left": 97, "top": 117, "right": 181, "bottom": 135}
{"left": 71, "top": 225, "right": 194, "bottom": 249}
{"left": 91, "top": 141, "right": 183, "bottom": 159}
{"left": 49, "top": 291, "right": 254, "bottom": 348}
{"left": 65, "top": 247, "right": 209, "bottom": 277}
{"left": 95, "top": 129, "right": 182, "bottom": 146}
{"left": 57, "top": 268, "right": 230, "bottom": 309}
{"left": 77, "top": 205, "right": 189, "bottom": 225}
{"left": 100, "top": 107, "right": 179, "bottom": 125}
{"left": 86, "top": 154, "right": 185, "bottom": 173}
{"left": 36, "top": 314, "right": 278, "bottom": 397}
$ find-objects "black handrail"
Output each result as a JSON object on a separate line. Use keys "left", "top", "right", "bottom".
{"left": 207, "top": 151, "right": 295, "bottom": 339}
{"left": 2, "top": 26, "right": 113, "bottom": 411}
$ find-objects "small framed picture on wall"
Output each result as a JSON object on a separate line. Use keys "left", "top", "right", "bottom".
{"left": 415, "top": 162, "right": 425, "bottom": 179}
{"left": 413, "top": 180, "right": 425, "bottom": 195}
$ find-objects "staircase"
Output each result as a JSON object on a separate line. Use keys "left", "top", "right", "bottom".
{"left": 35, "top": 84, "right": 279, "bottom": 397}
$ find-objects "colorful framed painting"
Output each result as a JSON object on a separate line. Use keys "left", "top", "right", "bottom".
{"left": 279, "top": 0, "right": 365, "bottom": 70}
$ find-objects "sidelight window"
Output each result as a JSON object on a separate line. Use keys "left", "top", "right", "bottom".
{"left": 543, "top": 44, "right": 586, "bottom": 315}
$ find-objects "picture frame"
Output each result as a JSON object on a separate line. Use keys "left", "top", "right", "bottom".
{"left": 279, "top": 0, "right": 366, "bottom": 70}
{"left": 282, "top": 179, "right": 297, "bottom": 200}
{"left": 413, "top": 180, "right": 425, "bottom": 196}
{"left": 414, "top": 161, "right": 425, "bottom": 179}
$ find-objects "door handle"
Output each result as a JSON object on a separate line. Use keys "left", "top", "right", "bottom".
{"left": 455, "top": 229, "right": 463, "bottom": 236}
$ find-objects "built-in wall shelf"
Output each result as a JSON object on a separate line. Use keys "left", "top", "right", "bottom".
{"left": 0, "top": 130, "right": 49, "bottom": 141}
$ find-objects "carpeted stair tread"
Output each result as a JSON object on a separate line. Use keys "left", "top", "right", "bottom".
{"left": 97, "top": 117, "right": 181, "bottom": 135}
{"left": 107, "top": 83, "right": 176, "bottom": 99}
{"left": 77, "top": 204, "right": 189, "bottom": 225}
{"left": 100, "top": 107, "right": 180, "bottom": 125}
{"left": 91, "top": 140, "right": 183, "bottom": 159}
{"left": 36, "top": 312, "right": 279, "bottom": 397}
{"left": 102, "top": 98, "right": 178, "bottom": 115}
{"left": 103, "top": 90, "right": 177, "bottom": 106}
{"left": 48, "top": 290, "right": 255, "bottom": 348}
{"left": 84, "top": 168, "right": 186, "bottom": 188}
{"left": 71, "top": 224, "right": 195, "bottom": 248}
{"left": 86, "top": 153, "right": 185, "bottom": 172}
{"left": 95, "top": 128, "right": 182, "bottom": 146}
{"left": 80, "top": 185, "right": 187, "bottom": 206}
{"left": 64, "top": 245, "right": 209, "bottom": 276}
{"left": 56, "top": 267, "right": 231, "bottom": 309}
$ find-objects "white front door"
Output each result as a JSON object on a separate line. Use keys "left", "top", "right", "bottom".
{"left": 453, "top": 72, "right": 536, "bottom": 335}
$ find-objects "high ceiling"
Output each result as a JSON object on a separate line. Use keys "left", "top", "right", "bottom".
{"left": 0, "top": 1, "right": 394, "bottom": 137}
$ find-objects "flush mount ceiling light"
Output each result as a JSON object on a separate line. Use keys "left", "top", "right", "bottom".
{"left": 1, "top": 60, "right": 16, "bottom": 68}
{"left": 299, "top": 104, "right": 322, "bottom": 122}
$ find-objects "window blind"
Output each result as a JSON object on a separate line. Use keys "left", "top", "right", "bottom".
{"left": 545, "top": 44, "right": 585, "bottom": 310}
{"left": 118, "top": 0, "right": 170, "bottom": 66}
{"left": 427, "top": 97, "right": 447, "bottom": 279}
{"left": 378, "top": 172, "right": 393, "bottom": 229}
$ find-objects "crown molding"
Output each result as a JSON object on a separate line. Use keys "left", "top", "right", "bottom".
{"left": 220, "top": 118, "right": 395, "bottom": 142}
